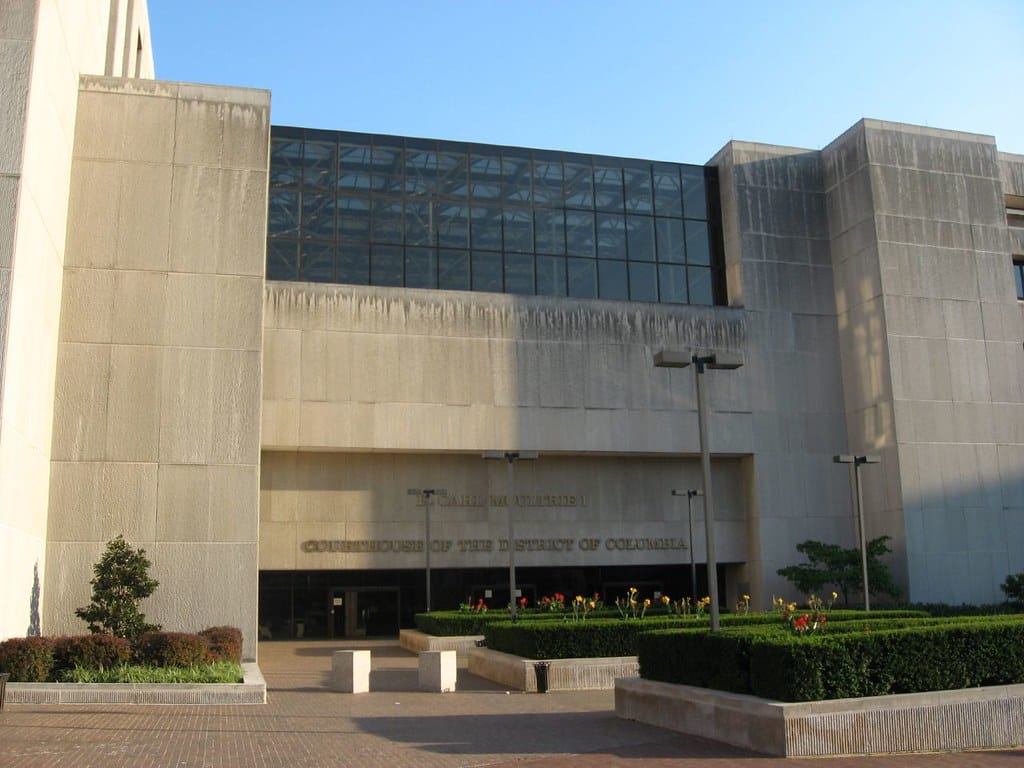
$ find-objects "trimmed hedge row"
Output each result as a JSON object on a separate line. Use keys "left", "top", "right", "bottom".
{"left": 0, "top": 627, "right": 243, "bottom": 682}
{"left": 638, "top": 615, "right": 1024, "bottom": 701}
{"left": 417, "top": 608, "right": 928, "bottom": 638}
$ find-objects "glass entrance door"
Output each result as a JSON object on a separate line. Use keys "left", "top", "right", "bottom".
{"left": 329, "top": 587, "right": 400, "bottom": 638}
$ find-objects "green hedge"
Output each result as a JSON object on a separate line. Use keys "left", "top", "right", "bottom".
{"left": 638, "top": 615, "right": 1024, "bottom": 701}
{"left": 416, "top": 608, "right": 928, "bottom": 638}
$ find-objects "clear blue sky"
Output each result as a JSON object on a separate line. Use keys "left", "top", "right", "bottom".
{"left": 148, "top": 1, "right": 1023, "bottom": 163}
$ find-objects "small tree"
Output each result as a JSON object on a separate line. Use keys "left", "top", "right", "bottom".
{"left": 1002, "top": 572, "right": 1024, "bottom": 605}
{"left": 76, "top": 535, "right": 161, "bottom": 637}
{"left": 777, "top": 536, "right": 902, "bottom": 606}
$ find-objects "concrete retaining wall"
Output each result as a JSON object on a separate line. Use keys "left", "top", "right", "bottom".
{"left": 398, "top": 629, "right": 483, "bottom": 656}
{"left": 615, "top": 677, "right": 1024, "bottom": 756}
{"left": 5, "top": 662, "right": 266, "bottom": 705}
{"left": 468, "top": 646, "right": 637, "bottom": 692}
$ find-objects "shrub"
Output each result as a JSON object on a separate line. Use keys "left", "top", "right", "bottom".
{"left": 0, "top": 637, "right": 55, "bottom": 682}
{"left": 51, "top": 634, "right": 132, "bottom": 675}
{"left": 199, "top": 626, "right": 242, "bottom": 663}
{"left": 1002, "top": 573, "right": 1024, "bottom": 604}
{"left": 75, "top": 535, "right": 160, "bottom": 638}
{"left": 133, "top": 632, "right": 210, "bottom": 667}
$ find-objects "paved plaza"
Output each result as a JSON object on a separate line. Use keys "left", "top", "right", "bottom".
{"left": 1, "top": 639, "right": 1021, "bottom": 767}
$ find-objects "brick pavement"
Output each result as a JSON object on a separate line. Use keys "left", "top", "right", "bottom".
{"left": 1, "top": 639, "right": 1022, "bottom": 767}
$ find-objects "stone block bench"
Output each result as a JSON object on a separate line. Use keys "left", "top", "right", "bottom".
{"left": 418, "top": 650, "right": 456, "bottom": 692}
{"left": 331, "top": 650, "right": 370, "bottom": 693}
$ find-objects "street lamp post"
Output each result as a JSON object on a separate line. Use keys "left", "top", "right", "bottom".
{"left": 482, "top": 451, "right": 539, "bottom": 622}
{"left": 671, "top": 488, "right": 703, "bottom": 602}
{"left": 833, "top": 454, "right": 880, "bottom": 611}
{"left": 655, "top": 349, "right": 743, "bottom": 632}
{"left": 408, "top": 488, "right": 447, "bottom": 613}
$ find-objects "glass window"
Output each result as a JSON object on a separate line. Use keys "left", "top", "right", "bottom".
{"left": 1015, "top": 260, "right": 1024, "bottom": 300}
{"left": 564, "top": 160, "right": 594, "bottom": 209}
{"left": 622, "top": 162, "right": 653, "bottom": 213}
{"left": 626, "top": 215, "right": 655, "bottom": 261}
{"left": 303, "top": 141, "right": 336, "bottom": 189}
{"left": 596, "top": 213, "right": 627, "bottom": 260}
{"left": 652, "top": 165, "right": 682, "bottom": 217}
{"left": 684, "top": 219, "right": 711, "bottom": 265}
{"left": 471, "top": 205, "right": 503, "bottom": 251}
{"left": 536, "top": 255, "right": 566, "bottom": 296}
{"left": 370, "top": 245, "right": 403, "bottom": 286}
{"left": 504, "top": 253, "right": 535, "bottom": 295}
{"left": 567, "top": 257, "right": 597, "bottom": 298}
{"left": 338, "top": 244, "right": 370, "bottom": 284}
{"left": 654, "top": 218, "right": 685, "bottom": 263}
{"left": 565, "top": 211, "right": 595, "bottom": 258}
{"left": 270, "top": 139, "right": 302, "bottom": 187}
{"left": 598, "top": 260, "right": 628, "bottom": 301}
{"left": 469, "top": 152, "right": 502, "bottom": 199}
{"left": 405, "top": 246, "right": 437, "bottom": 289}
{"left": 688, "top": 265, "right": 714, "bottom": 305}
{"left": 300, "top": 241, "right": 334, "bottom": 282}
{"left": 658, "top": 264, "right": 687, "bottom": 304}
{"left": 371, "top": 140, "right": 403, "bottom": 193}
{"left": 301, "top": 193, "right": 335, "bottom": 239}
{"left": 337, "top": 195, "right": 371, "bottom": 242}
{"left": 629, "top": 262, "right": 658, "bottom": 302}
{"left": 436, "top": 203, "right": 470, "bottom": 248}
{"left": 438, "top": 150, "right": 468, "bottom": 197}
{"left": 534, "top": 209, "right": 565, "bottom": 255}
{"left": 472, "top": 251, "right": 503, "bottom": 292}
{"left": 438, "top": 249, "right": 470, "bottom": 290}
{"left": 405, "top": 140, "right": 437, "bottom": 195}
{"left": 681, "top": 166, "right": 708, "bottom": 220}
{"left": 371, "top": 199, "right": 403, "bottom": 243}
{"left": 533, "top": 152, "right": 563, "bottom": 205}
{"left": 502, "top": 150, "right": 532, "bottom": 203}
{"left": 266, "top": 239, "right": 298, "bottom": 280}
{"left": 338, "top": 143, "right": 372, "bottom": 190}
{"left": 405, "top": 200, "right": 434, "bottom": 246}
{"left": 594, "top": 163, "right": 624, "bottom": 212}
{"left": 268, "top": 190, "right": 300, "bottom": 237}
{"left": 503, "top": 208, "right": 533, "bottom": 253}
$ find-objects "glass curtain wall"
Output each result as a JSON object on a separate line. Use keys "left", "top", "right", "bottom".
{"left": 267, "top": 126, "right": 725, "bottom": 306}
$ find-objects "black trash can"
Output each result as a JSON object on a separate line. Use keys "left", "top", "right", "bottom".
{"left": 0, "top": 672, "right": 9, "bottom": 711}
{"left": 533, "top": 662, "right": 550, "bottom": 693}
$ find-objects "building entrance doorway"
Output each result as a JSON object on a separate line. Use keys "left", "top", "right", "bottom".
{"left": 329, "top": 587, "right": 400, "bottom": 638}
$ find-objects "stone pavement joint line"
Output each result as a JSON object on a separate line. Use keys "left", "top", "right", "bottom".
{"left": 1, "top": 639, "right": 1022, "bottom": 767}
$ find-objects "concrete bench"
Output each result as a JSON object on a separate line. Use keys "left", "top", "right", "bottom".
{"left": 418, "top": 650, "right": 456, "bottom": 692}
{"left": 332, "top": 650, "right": 370, "bottom": 693}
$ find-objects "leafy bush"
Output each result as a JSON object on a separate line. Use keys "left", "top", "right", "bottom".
{"left": 638, "top": 615, "right": 1024, "bottom": 701}
{"left": 51, "top": 634, "right": 132, "bottom": 675}
{"left": 1002, "top": 573, "right": 1024, "bottom": 604}
{"left": 777, "top": 537, "right": 902, "bottom": 604}
{"left": 0, "top": 637, "right": 55, "bottom": 682}
{"left": 133, "top": 632, "right": 210, "bottom": 667}
{"left": 199, "top": 626, "right": 242, "bottom": 663}
{"left": 485, "top": 617, "right": 712, "bottom": 659}
{"left": 75, "top": 535, "right": 160, "bottom": 638}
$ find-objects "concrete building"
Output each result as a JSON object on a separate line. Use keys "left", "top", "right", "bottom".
{"left": 2, "top": 0, "right": 1022, "bottom": 657}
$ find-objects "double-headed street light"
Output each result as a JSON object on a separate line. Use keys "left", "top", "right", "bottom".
{"left": 408, "top": 487, "right": 447, "bottom": 612}
{"left": 671, "top": 488, "right": 702, "bottom": 603}
{"left": 655, "top": 350, "right": 743, "bottom": 632}
{"left": 833, "top": 454, "right": 880, "bottom": 611}
{"left": 483, "top": 451, "right": 539, "bottom": 622}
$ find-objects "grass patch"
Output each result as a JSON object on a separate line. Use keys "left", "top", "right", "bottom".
{"left": 60, "top": 660, "right": 243, "bottom": 684}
